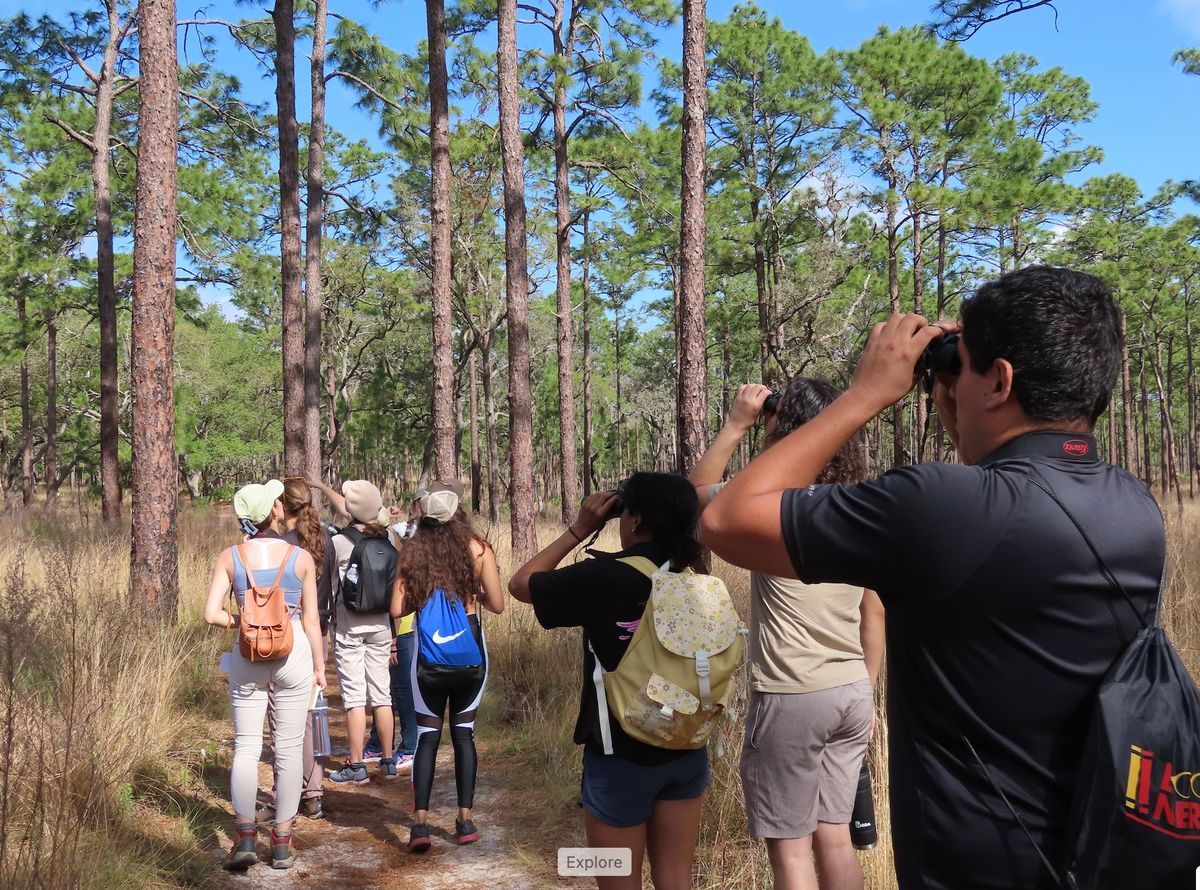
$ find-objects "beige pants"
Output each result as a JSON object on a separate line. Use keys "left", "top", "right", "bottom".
{"left": 228, "top": 625, "right": 313, "bottom": 824}
{"left": 334, "top": 618, "right": 392, "bottom": 709}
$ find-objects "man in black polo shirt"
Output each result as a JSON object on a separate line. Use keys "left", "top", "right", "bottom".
{"left": 701, "top": 267, "right": 1165, "bottom": 890}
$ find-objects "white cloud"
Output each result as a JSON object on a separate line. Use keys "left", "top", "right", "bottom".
{"left": 1161, "top": 0, "right": 1200, "bottom": 40}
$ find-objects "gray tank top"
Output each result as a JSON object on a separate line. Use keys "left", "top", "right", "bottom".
{"left": 231, "top": 544, "right": 303, "bottom": 613}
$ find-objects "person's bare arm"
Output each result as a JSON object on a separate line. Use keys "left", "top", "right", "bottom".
{"left": 509, "top": 492, "right": 619, "bottom": 604}
{"left": 307, "top": 476, "right": 348, "bottom": 520}
{"left": 390, "top": 571, "right": 408, "bottom": 620}
{"left": 203, "top": 550, "right": 237, "bottom": 628}
{"left": 860, "top": 589, "right": 885, "bottom": 688}
{"left": 689, "top": 384, "right": 772, "bottom": 509}
{"left": 700, "top": 314, "right": 945, "bottom": 577}
{"left": 474, "top": 541, "right": 506, "bottom": 615}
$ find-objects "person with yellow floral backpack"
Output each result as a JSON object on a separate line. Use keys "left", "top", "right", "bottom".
{"left": 510, "top": 472, "right": 743, "bottom": 890}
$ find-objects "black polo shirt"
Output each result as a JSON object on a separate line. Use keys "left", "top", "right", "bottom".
{"left": 781, "top": 431, "right": 1164, "bottom": 890}
{"left": 528, "top": 542, "right": 690, "bottom": 766}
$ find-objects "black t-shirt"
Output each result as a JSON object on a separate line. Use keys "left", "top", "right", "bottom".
{"left": 781, "top": 432, "right": 1164, "bottom": 890}
{"left": 528, "top": 542, "right": 690, "bottom": 766}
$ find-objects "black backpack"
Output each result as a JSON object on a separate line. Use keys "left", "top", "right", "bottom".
{"left": 338, "top": 526, "right": 396, "bottom": 613}
{"left": 971, "top": 474, "right": 1200, "bottom": 890}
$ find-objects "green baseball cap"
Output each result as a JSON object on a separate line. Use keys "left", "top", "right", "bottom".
{"left": 233, "top": 479, "right": 284, "bottom": 524}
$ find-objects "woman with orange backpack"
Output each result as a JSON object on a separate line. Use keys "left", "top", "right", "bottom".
{"left": 204, "top": 480, "right": 326, "bottom": 871}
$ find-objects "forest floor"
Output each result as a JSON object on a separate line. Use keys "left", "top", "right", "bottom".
{"left": 200, "top": 671, "right": 589, "bottom": 890}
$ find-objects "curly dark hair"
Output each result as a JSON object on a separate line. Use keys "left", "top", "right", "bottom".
{"left": 397, "top": 512, "right": 489, "bottom": 612}
{"left": 765, "top": 378, "right": 866, "bottom": 484}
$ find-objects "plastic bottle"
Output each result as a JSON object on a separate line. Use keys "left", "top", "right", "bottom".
{"left": 311, "top": 690, "right": 332, "bottom": 759}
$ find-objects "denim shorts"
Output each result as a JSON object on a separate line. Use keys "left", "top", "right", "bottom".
{"left": 580, "top": 746, "right": 711, "bottom": 828}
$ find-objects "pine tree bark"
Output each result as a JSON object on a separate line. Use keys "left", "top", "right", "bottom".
{"left": 97, "top": 0, "right": 122, "bottom": 521}
{"left": 18, "top": 291, "right": 32, "bottom": 507}
{"left": 498, "top": 0, "right": 537, "bottom": 560}
{"left": 677, "top": 0, "right": 709, "bottom": 475}
{"left": 427, "top": 0, "right": 455, "bottom": 480}
{"left": 129, "top": 0, "right": 179, "bottom": 620}
{"left": 1120, "top": 309, "right": 1134, "bottom": 471}
{"left": 304, "top": 0, "right": 328, "bottom": 487}
{"left": 581, "top": 210, "right": 593, "bottom": 497}
{"left": 885, "top": 169, "right": 904, "bottom": 467}
{"left": 274, "top": 0, "right": 305, "bottom": 476}
{"left": 45, "top": 310, "right": 58, "bottom": 507}
{"left": 481, "top": 336, "right": 500, "bottom": 523}
{"left": 552, "top": 0, "right": 579, "bottom": 522}
{"left": 469, "top": 350, "right": 482, "bottom": 512}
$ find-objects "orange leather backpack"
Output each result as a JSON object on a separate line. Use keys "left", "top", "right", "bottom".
{"left": 234, "top": 543, "right": 300, "bottom": 661}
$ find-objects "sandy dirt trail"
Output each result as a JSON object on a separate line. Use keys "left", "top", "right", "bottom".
{"left": 206, "top": 674, "right": 589, "bottom": 890}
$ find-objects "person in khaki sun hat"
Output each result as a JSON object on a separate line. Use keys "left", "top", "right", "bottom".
{"left": 304, "top": 478, "right": 399, "bottom": 786}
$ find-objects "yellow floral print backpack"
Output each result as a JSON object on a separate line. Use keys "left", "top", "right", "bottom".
{"left": 590, "top": 556, "right": 746, "bottom": 752}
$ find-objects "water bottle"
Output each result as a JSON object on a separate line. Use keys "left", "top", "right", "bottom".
{"left": 310, "top": 690, "right": 332, "bottom": 759}
{"left": 851, "top": 760, "right": 878, "bottom": 850}
{"left": 345, "top": 564, "right": 359, "bottom": 587}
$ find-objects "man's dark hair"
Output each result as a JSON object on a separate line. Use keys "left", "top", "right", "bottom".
{"left": 960, "top": 266, "right": 1122, "bottom": 425}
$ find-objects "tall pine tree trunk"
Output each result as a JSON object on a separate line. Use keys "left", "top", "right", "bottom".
{"left": 469, "top": 350, "right": 481, "bottom": 512}
{"left": 18, "top": 292, "right": 32, "bottom": 507}
{"left": 482, "top": 336, "right": 500, "bottom": 523}
{"left": 97, "top": 0, "right": 121, "bottom": 521}
{"left": 304, "top": 0, "right": 328, "bottom": 487}
{"left": 1120, "top": 309, "right": 1134, "bottom": 471}
{"left": 45, "top": 309, "right": 58, "bottom": 507}
{"left": 885, "top": 169, "right": 903, "bottom": 467}
{"left": 323, "top": 299, "right": 338, "bottom": 478}
{"left": 581, "top": 210, "right": 593, "bottom": 497}
{"left": 498, "top": 0, "right": 536, "bottom": 559}
{"left": 129, "top": 0, "right": 179, "bottom": 620}
{"left": 552, "top": 1, "right": 578, "bottom": 521}
{"left": 274, "top": 0, "right": 306, "bottom": 475}
{"left": 677, "top": 0, "right": 709, "bottom": 475}
{"left": 427, "top": 0, "right": 455, "bottom": 480}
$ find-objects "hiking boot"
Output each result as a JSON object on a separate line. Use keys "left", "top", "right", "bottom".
{"left": 380, "top": 756, "right": 398, "bottom": 781}
{"left": 408, "top": 823, "right": 432, "bottom": 854}
{"left": 393, "top": 752, "right": 415, "bottom": 774}
{"left": 301, "top": 797, "right": 324, "bottom": 820}
{"left": 224, "top": 823, "right": 258, "bottom": 871}
{"left": 328, "top": 762, "right": 370, "bottom": 785}
{"left": 269, "top": 829, "right": 295, "bottom": 869}
{"left": 362, "top": 741, "right": 384, "bottom": 763}
{"left": 455, "top": 817, "right": 479, "bottom": 845}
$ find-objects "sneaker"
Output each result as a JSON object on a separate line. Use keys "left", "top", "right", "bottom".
{"left": 455, "top": 817, "right": 479, "bottom": 845}
{"left": 393, "top": 753, "right": 415, "bottom": 774}
{"left": 224, "top": 824, "right": 258, "bottom": 871}
{"left": 328, "top": 762, "right": 370, "bottom": 785}
{"left": 408, "top": 823, "right": 432, "bottom": 854}
{"left": 380, "top": 756, "right": 397, "bottom": 781}
{"left": 269, "top": 829, "right": 295, "bottom": 869}
{"left": 300, "top": 797, "right": 324, "bottom": 820}
{"left": 362, "top": 742, "right": 384, "bottom": 763}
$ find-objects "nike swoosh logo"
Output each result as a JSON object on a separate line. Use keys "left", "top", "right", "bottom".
{"left": 432, "top": 629, "right": 466, "bottom": 645}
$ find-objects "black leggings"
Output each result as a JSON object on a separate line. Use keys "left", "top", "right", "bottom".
{"left": 411, "top": 615, "right": 487, "bottom": 811}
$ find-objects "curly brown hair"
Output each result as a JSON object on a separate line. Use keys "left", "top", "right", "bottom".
{"left": 397, "top": 512, "right": 489, "bottom": 612}
{"left": 765, "top": 378, "right": 866, "bottom": 484}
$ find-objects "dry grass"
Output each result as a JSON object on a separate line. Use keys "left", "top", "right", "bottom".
{"left": 0, "top": 501, "right": 1195, "bottom": 889}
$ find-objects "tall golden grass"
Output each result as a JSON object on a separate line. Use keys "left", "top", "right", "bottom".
{"left": 0, "top": 503, "right": 1196, "bottom": 888}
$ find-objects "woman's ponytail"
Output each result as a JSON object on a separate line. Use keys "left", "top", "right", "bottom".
{"left": 282, "top": 478, "right": 327, "bottom": 577}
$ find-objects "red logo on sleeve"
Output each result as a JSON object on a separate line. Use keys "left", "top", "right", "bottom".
{"left": 1063, "top": 439, "right": 1090, "bottom": 457}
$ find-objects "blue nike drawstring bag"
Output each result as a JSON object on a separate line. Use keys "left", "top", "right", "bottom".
{"left": 415, "top": 588, "right": 484, "bottom": 687}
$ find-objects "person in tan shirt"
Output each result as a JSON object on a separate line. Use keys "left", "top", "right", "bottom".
{"left": 691, "top": 381, "right": 884, "bottom": 890}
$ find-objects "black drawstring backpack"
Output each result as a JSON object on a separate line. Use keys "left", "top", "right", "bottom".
{"left": 969, "top": 473, "right": 1200, "bottom": 890}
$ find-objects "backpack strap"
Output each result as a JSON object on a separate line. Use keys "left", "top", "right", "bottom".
{"left": 587, "top": 638, "right": 614, "bottom": 756}
{"left": 236, "top": 542, "right": 296, "bottom": 599}
{"left": 615, "top": 555, "right": 660, "bottom": 579}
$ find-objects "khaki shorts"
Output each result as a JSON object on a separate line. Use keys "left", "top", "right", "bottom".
{"left": 334, "top": 621, "right": 392, "bottom": 709}
{"left": 740, "top": 680, "right": 873, "bottom": 839}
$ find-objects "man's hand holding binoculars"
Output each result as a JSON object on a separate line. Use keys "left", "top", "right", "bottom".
{"left": 848, "top": 314, "right": 956, "bottom": 417}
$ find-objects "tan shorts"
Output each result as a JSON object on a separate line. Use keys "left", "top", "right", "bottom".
{"left": 740, "top": 680, "right": 873, "bottom": 839}
{"left": 334, "top": 621, "right": 392, "bottom": 709}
